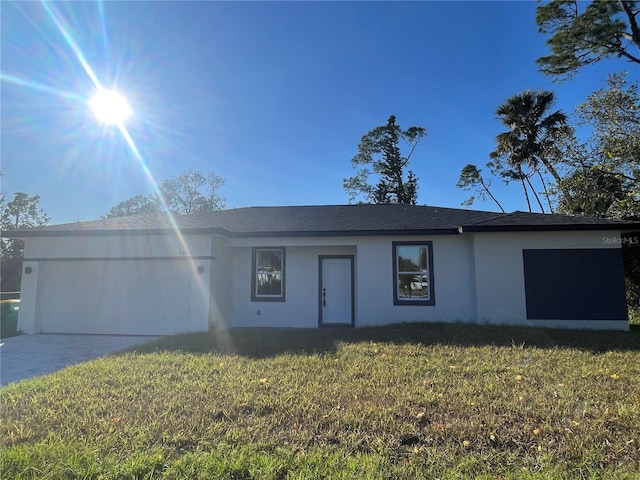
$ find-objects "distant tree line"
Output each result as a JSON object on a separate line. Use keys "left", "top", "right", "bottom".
{"left": 105, "top": 170, "right": 225, "bottom": 218}
{"left": 0, "top": 191, "right": 50, "bottom": 293}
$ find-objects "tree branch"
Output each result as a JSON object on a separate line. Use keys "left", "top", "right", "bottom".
{"left": 479, "top": 178, "right": 506, "bottom": 212}
{"left": 537, "top": 170, "right": 555, "bottom": 213}
{"left": 603, "top": 170, "right": 640, "bottom": 185}
{"left": 617, "top": 46, "right": 640, "bottom": 64}
{"left": 404, "top": 139, "right": 420, "bottom": 162}
{"left": 619, "top": 1, "right": 640, "bottom": 46}
{"left": 525, "top": 174, "right": 546, "bottom": 213}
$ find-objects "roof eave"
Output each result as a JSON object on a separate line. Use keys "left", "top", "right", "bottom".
{"left": 460, "top": 224, "right": 640, "bottom": 233}
{"left": 223, "top": 228, "right": 461, "bottom": 237}
{"left": 2, "top": 227, "right": 462, "bottom": 238}
{"left": 7, "top": 222, "right": 638, "bottom": 238}
{"left": 0, "top": 227, "right": 226, "bottom": 238}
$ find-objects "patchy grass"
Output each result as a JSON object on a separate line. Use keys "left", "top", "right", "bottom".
{"left": 1, "top": 323, "right": 640, "bottom": 479}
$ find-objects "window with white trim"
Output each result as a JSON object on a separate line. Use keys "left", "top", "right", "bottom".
{"left": 392, "top": 241, "right": 435, "bottom": 306}
{"left": 251, "top": 247, "right": 285, "bottom": 301}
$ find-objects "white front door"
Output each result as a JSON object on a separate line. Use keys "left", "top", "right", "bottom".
{"left": 319, "top": 256, "right": 354, "bottom": 326}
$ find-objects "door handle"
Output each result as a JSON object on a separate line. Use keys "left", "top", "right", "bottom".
{"left": 323, "top": 288, "right": 326, "bottom": 306}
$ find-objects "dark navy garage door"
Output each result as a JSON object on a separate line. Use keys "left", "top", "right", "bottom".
{"left": 522, "top": 249, "right": 628, "bottom": 321}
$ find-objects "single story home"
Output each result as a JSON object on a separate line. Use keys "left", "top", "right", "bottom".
{"left": 4, "top": 204, "right": 639, "bottom": 335}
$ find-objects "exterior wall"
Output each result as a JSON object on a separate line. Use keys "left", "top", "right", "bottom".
{"left": 355, "top": 235, "right": 476, "bottom": 326}
{"left": 209, "top": 235, "right": 233, "bottom": 329}
{"left": 22, "top": 234, "right": 213, "bottom": 259}
{"left": 18, "top": 234, "right": 213, "bottom": 335}
{"left": 17, "top": 228, "right": 631, "bottom": 334}
{"left": 17, "top": 240, "right": 41, "bottom": 335}
{"left": 229, "top": 239, "right": 356, "bottom": 328}
{"left": 472, "top": 230, "right": 629, "bottom": 330}
{"left": 226, "top": 235, "right": 476, "bottom": 328}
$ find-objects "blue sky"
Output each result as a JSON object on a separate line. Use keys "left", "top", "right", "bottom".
{"left": 1, "top": 1, "right": 637, "bottom": 225}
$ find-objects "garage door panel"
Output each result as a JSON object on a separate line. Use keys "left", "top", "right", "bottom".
{"left": 40, "top": 260, "right": 192, "bottom": 334}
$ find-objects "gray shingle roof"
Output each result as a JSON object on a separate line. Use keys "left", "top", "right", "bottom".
{"left": 460, "top": 210, "right": 639, "bottom": 231}
{"left": 3, "top": 205, "right": 639, "bottom": 238}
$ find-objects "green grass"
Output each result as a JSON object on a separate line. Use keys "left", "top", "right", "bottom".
{"left": 2, "top": 323, "right": 640, "bottom": 479}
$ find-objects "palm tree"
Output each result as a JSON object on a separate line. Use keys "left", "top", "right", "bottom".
{"left": 490, "top": 90, "right": 569, "bottom": 212}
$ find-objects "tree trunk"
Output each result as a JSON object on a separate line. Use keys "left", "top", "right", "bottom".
{"left": 525, "top": 175, "right": 546, "bottom": 213}
{"left": 537, "top": 171, "right": 554, "bottom": 213}
{"left": 480, "top": 180, "right": 506, "bottom": 212}
{"left": 540, "top": 157, "right": 569, "bottom": 200}
{"left": 520, "top": 178, "right": 532, "bottom": 212}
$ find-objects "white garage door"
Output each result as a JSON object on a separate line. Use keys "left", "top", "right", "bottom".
{"left": 39, "top": 259, "right": 194, "bottom": 335}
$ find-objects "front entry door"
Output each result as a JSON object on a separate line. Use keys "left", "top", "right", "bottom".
{"left": 319, "top": 256, "right": 354, "bottom": 326}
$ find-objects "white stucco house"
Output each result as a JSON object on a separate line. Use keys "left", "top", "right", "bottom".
{"left": 4, "top": 204, "right": 639, "bottom": 335}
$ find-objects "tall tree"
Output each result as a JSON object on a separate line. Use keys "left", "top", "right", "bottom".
{"left": 0, "top": 192, "right": 50, "bottom": 292}
{"left": 105, "top": 170, "right": 226, "bottom": 218}
{"left": 159, "top": 171, "right": 225, "bottom": 215}
{"left": 105, "top": 195, "right": 158, "bottom": 218}
{"left": 489, "top": 90, "right": 570, "bottom": 212}
{"left": 576, "top": 72, "right": 640, "bottom": 172}
{"left": 344, "top": 115, "right": 426, "bottom": 205}
{"left": 456, "top": 164, "right": 505, "bottom": 212}
{"left": 536, "top": 0, "right": 640, "bottom": 79}
{"left": 557, "top": 72, "right": 640, "bottom": 218}
{"left": 557, "top": 164, "right": 631, "bottom": 217}
{"left": 1, "top": 192, "right": 50, "bottom": 258}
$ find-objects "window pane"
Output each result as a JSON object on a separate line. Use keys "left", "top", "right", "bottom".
{"left": 397, "top": 274, "right": 428, "bottom": 299}
{"left": 256, "top": 250, "right": 282, "bottom": 296}
{"left": 394, "top": 243, "right": 432, "bottom": 304}
{"left": 397, "top": 246, "right": 428, "bottom": 273}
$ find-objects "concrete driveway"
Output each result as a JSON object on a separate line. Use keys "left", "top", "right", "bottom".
{"left": 0, "top": 334, "right": 158, "bottom": 386}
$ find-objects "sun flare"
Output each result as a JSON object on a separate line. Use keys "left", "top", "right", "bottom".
{"left": 89, "top": 89, "right": 131, "bottom": 125}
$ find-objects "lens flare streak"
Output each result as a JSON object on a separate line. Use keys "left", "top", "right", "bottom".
{"left": 116, "top": 126, "right": 205, "bottom": 299}
{"left": 0, "top": 73, "right": 85, "bottom": 101}
{"left": 5, "top": 1, "right": 213, "bottom": 312}
{"left": 40, "top": 1, "right": 103, "bottom": 91}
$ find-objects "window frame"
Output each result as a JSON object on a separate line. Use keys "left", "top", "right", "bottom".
{"left": 392, "top": 241, "right": 435, "bottom": 306}
{"left": 251, "top": 247, "right": 286, "bottom": 302}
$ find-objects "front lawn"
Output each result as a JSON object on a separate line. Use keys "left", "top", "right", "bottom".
{"left": 1, "top": 323, "right": 640, "bottom": 479}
